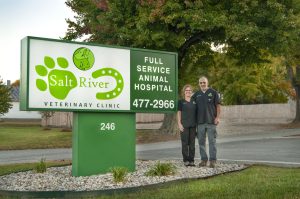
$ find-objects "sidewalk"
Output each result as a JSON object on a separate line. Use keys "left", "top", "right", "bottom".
{"left": 0, "top": 127, "right": 299, "bottom": 165}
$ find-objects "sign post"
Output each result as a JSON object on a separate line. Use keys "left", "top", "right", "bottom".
{"left": 72, "top": 112, "right": 135, "bottom": 176}
{"left": 20, "top": 36, "right": 177, "bottom": 176}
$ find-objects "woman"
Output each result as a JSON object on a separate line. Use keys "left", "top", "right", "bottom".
{"left": 177, "top": 84, "right": 197, "bottom": 166}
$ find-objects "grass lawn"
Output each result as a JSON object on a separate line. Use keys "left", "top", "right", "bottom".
{"left": 97, "top": 165, "right": 300, "bottom": 199}
{"left": 0, "top": 124, "right": 178, "bottom": 150}
{"left": 0, "top": 125, "right": 72, "bottom": 150}
{"left": 0, "top": 163, "right": 299, "bottom": 199}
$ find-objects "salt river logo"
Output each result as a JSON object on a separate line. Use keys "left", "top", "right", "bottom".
{"left": 35, "top": 47, "right": 124, "bottom": 100}
{"left": 73, "top": 47, "right": 95, "bottom": 71}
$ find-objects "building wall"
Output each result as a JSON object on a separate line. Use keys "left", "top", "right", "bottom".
{"left": 220, "top": 101, "right": 296, "bottom": 123}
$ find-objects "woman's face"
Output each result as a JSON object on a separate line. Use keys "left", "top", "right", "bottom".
{"left": 184, "top": 86, "right": 192, "bottom": 97}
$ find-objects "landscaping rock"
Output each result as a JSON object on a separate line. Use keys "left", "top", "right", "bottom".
{"left": 0, "top": 160, "right": 246, "bottom": 191}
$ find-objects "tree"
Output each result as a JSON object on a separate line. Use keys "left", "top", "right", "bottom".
{"left": 285, "top": 43, "right": 300, "bottom": 122}
{"left": 64, "top": 0, "right": 300, "bottom": 132}
{"left": 11, "top": 79, "right": 20, "bottom": 87}
{"left": 39, "top": 111, "right": 55, "bottom": 130}
{"left": 62, "top": 112, "right": 72, "bottom": 131}
{"left": 287, "top": 65, "right": 300, "bottom": 122}
{"left": 209, "top": 55, "right": 292, "bottom": 105}
{"left": 284, "top": 17, "right": 300, "bottom": 123}
{"left": 0, "top": 77, "right": 13, "bottom": 117}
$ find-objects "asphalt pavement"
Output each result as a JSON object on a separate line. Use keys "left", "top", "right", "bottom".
{"left": 0, "top": 127, "right": 299, "bottom": 167}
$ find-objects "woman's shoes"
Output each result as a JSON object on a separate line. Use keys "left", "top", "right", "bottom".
{"left": 184, "top": 161, "right": 195, "bottom": 167}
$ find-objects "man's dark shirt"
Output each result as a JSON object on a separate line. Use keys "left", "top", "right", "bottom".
{"left": 192, "top": 88, "right": 220, "bottom": 124}
{"left": 178, "top": 99, "right": 197, "bottom": 128}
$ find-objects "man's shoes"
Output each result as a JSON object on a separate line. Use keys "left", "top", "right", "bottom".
{"left": 198, "top": 160, "right": 208, "bottom": 167}
{"left": 184, "top": 161, "right": 189, "bottom": 167}
{"left": 209, "top": 160, "right": 216, "bottom": 168}
{"left": 189, "top": 162, "right": 195, "bottom": 167}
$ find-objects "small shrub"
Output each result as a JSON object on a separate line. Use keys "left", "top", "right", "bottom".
{"left": 110, "top": 167, "right": 128, "bottom": 183}
{"left": 146, "top": 162, "right": 176, "bottom": 176}
{"left": 35, "top": 158, "right": 47, "bottom": 173}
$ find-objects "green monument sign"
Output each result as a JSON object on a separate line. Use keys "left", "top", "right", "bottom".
{"left": 20, "top": 36, "right": 177, "bottom": 176}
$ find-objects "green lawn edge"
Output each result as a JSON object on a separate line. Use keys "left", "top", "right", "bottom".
{"left": 0, "top": 164, "right": 299, "bottom": 199}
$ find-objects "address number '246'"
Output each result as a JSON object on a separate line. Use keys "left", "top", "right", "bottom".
{"left": 99, "top": 123, "right": 116, "bottom": 131}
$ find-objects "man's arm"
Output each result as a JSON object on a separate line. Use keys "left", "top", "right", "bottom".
{"left": 214, "top": 104, "right": 221, "bottom": 125}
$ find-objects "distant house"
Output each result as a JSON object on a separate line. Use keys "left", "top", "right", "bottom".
{"left": 1, "top": 80, "right": 41, "bottom": 121}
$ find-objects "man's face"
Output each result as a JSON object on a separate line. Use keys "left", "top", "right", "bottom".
{"left": 199, "top": 78, "right": 208, "bottom": 91}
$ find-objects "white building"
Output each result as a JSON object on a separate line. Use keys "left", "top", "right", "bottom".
{"left": 1, "top": 80, "right": 41, "bottom": 120}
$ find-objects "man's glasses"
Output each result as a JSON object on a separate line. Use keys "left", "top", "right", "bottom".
{"left": 199, "top": 82, "right": 206, "bottom": 84}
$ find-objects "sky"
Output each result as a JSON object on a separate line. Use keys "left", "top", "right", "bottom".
{"left": 0, "top": 0, "right": 75, "bottom": 84}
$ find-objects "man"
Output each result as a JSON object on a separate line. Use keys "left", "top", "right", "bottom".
{"left": 192, "top": 76, "right": 221, "bottom": 168}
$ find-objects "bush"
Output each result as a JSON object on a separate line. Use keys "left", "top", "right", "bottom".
{"left": 146, "top": 162, "right": 176, "bottom": 176}
{"left": 35, "top": 158, "right": 47, "bottom": 173}
{"left": 110, "top": 167, "right": 128, "bottom": 183}
{"left": 0, "top": 77, "right": 12, "bottom": 116}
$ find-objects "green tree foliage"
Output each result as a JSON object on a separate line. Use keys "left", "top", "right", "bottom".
{"left": 65, "top": 0, "right": 299, "bottom": 59}
{"left": 64, "top": 0, "right": 300, "bottom": 128}
{"left": 210, "top": 55, "right": 292, "bottom": 105}
{"left": 65, "top": 0, "right": 300, "bottom": 92}
{"left": 0, "top": 77, "right": 12, "bottom": 116}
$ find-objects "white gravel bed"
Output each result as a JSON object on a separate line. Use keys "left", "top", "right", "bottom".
{"left": 0, "top": 160, "right": 246, "bottom": 192}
